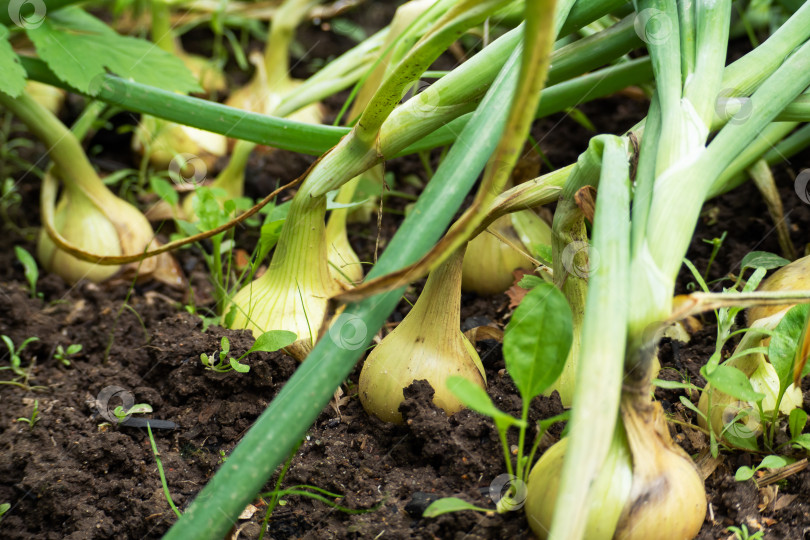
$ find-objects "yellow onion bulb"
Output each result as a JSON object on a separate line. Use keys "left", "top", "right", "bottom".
{"left": 525, "top": 424, "right": 633, "bottom": 540}
{"left": 462, "top": 215, "right": 533, "bottom": 295}
{"left": 132, "top": 115, "right": 227, "bottom": 170}
{"left": 359, "top": 248, "right": 486, "bottom": 424}
{"left": 179, "top": 51, "right": 227, "bottom": 95}
{"left": 37, "top": 185, "right": 121, "bottom": 284}
{"left": 614, "top": 400, "right": 707, "bottom": 540}
{"left": 25, "top": 81, "right": 66, "bottom": 116}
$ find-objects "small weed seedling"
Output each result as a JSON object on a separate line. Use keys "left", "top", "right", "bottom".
{"left": 735, "top": 454, "right": 787, "bottom": 483}
{"left": 727, "top": 523, "right": 764, "bottom": 540}
{"left": 113, "top": 403, "right": 153, "bottom": 423}
{"left": 14, "top": 246, "right": 40, "bottom": 299}
{"left": 16, "top": 399, "right": 40, "bottom": 429}
{"left": 54, "top": 344, "right": 82, "bottom": 367}
{"left": 0, "top": 502, "right": 9, "bottom": 521}
{"left": 1, "top": 335, "right": 40, "bottom": 389}
{"left": 200, "top": 331, "right": 296, "bottom": 374}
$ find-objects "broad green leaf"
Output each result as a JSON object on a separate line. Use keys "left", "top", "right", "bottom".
{"left": 26, "top": 8, "right": 200, "bottom": 95}
{"left": 789, "top": 409, "right": 807, "bottom": 440}
{"left": 446, "top": 376, "right": 523, "bottom": 428}
{"left": 701, "top": 364, "right": 765, "bottom": 403}
{"left": 724, "top": 430, "right": 761, "bottom": 452}
{"left": 734, "top": 466, "right": 755, "bottom": 482}
{"left": 0, "top": 25, "right": 26, "bottom": 97}
{"left": 503, "top": 282, "right": 573, "bottom": 400}
{"left": 741, "top": 251, "right": 790, "bottom": 272}
{"left": 758, "top": 454, "right": 787, "bottom": 470}
{"left": 516, "top": 274, "right": 544, "bottom": 290}
{"left": 535, "top": 243, "right": 552, "bottom": 263}
{"left": 769, "top": 304, "right": 810, "bottom": 388}
{"left": 422, "top": 497, "right": 489, "bottom": 518}
{"left": 249, "top": 330, "right": 297, "bottom": 354}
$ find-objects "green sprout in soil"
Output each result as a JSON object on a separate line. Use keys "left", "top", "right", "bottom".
{"left": 53, "top": 343, "right": 82, "bottom": 367}
{"left": 113, "top": 403, "right": 153, "bottom": 423}
{"left": 16, "top": 399, "right": 40, "bottom": 429}
{"left": 200, "top": 331, "right": 296, "bottom": 374}
{"left": 1, "top": 335, "right": 40, "bottom": 390}
{"left": 727, "top": 523, "right": 765, "bottom": 540}
{"left": 13, "top": 246, "right": 40, "bottom": 299}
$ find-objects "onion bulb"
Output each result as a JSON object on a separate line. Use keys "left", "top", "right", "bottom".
{"left": 179, "top": 50, "right": 227, "bottom": 95}
{"left": 462, "top": 215, "right": 534, "bottom": 295}
{"left": 226, "top": 197, "right": 341, "bottom": 360}
{"left": 37, "top": 172, "right": 184, "bottom": 287}
{"left": 525, "top": 422, "right": 632, "bottom": 540}
{"left": 359, "top": 247, "right": 486, "bottom": 424}
{"left": 132, "top": 115, "right": 227, "bottom": 170}
{"left": 613, "top": 398, "right": 707, "bottom": 540}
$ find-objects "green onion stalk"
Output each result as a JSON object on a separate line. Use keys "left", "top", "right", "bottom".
{"left": 0, "top": 91, "right": 183, "bottom": 286}
{"left": 534, "top": 2, "right": 810, "bottom": 539}
{"left": 132, "top": 0, "right": 227, "bottom": 170}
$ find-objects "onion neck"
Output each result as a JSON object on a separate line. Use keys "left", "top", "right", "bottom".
{"left": 404, "top": 246, "right": 465, "bottom": 332}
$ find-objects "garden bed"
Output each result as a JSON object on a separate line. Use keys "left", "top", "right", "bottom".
{"left": 2, "top": 2, "right": 810, "bottom": 539}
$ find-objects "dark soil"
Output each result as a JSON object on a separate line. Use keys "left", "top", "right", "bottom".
{"left": 2, "top": 3, "right": 810, "bottom": 540}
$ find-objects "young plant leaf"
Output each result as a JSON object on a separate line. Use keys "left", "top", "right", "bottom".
{"left": 446, "top": 376, "right": 523, "bottom": 429}
{"left": 14, "top": 246, "right": 38, "bottom": 296}
{"left": 422, "top": 497, "right": 490, "bottom": 518}
{"left": 700, "top": 364, "right": 765, "bottom": 403}
{"left": 228, "top": 358, "right": 250, "bottom": 373}
{"left": 503, "top": 282, "right": 573, "bottom": 400}
{"left": 734, "top": 466, "right": 755, "bottom": 482}
{"left": 789, "top": 408, "right": 807, "bottom": 440}
{"left": 0, "top": 25, "right": 26, "bottom": 97}
{"left": 517, "top": 274, "right": 545, "bottom": 290}
{"left": 26, "top": 8, "right": 201, "bottom": 95}
{"left": 759, "top": 455, "right": 787, "bottom": 470}
{"left": 740, "top": 251, "right": 790, "bottom": 272}
{"left": 679, "top": 395, "right": 706, "bottom": 420}
{"left": 769, "top": 304, "right": 810, "bottom": 387}
{"left": 791, "top": 433, "right": 810, "bottom": 451}
{"left": 248, "top": 330, "right": 298, "bottom": 354}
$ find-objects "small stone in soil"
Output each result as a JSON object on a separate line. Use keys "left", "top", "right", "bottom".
{"left": 405, "top": 492, "right": 438, "bottom": 518}
{"left": 462, "top": 315, "right": 494, "bottom": 331}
